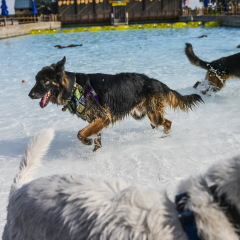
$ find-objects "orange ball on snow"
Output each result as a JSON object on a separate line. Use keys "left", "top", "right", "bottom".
{"left": 22, "top": 80, "right": 26, "bottom": 83}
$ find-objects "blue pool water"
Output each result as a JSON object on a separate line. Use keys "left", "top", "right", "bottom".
{"left": 1, "top": 26, "right": 240, "bottom": 233}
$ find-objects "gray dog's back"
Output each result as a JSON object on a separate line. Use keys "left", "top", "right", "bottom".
{"left": 3, "top": 129, "right": 185, "bottom": 240}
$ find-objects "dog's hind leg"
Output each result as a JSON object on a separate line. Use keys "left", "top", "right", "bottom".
{"left": 146, "top": 94, "right": 172, "bottom": 134}
{"left": 77, "top": 118, "right": 109, "bottom": 150}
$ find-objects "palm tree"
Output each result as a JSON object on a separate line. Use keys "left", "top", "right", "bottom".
{"left": 37, "top": 0, "right": 54, "bottom": 14}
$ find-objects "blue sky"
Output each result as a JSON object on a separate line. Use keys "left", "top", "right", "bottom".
{"left": 5, "top": 0, "right": 203, "bottom": 15}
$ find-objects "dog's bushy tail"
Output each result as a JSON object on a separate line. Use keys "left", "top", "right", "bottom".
{"left": 185, "top": 43, "right": 209, "bottom": 70}
{"left": 10, "top": 129, "right": 54, "bottom": 196}
{"left": 166, "top": 90, "right": 204, "bottom": 112}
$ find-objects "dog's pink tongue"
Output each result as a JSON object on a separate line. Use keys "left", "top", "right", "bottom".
{"left": 39, "top": 93, "right": 48, "bottom": 108}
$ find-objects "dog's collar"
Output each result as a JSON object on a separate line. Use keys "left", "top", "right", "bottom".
{"left": 175, "top": 187, "right": 240, "bottom": 240}
{"left": 62, "top": 75, "right": 86, "bottom": 115}
{"left": 175, "top": 193, "right": 201, "bottom": 240}
{"left": 62, "top": 74, "right": 102, "bottom": 114}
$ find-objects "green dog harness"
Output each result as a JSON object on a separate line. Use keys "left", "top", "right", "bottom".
{"left": 62, "top": 83, "right": 85, "bottom": 115}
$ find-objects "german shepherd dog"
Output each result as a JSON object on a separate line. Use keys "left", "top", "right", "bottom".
{"left": 185, "top": 43, "right": 240, "bottom": 94}
{"left": 28, "top": 57, "right": 203, "bottom": 151}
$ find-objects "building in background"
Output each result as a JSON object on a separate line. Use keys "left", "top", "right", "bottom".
{"left": 15, "top": 0, "right": 40, "bottom": 14}
{"left": 57, "top": 0, "right": 181, "bottom": 17}
{"left": 13, "top": 0, "right": 181, "bottom": 25}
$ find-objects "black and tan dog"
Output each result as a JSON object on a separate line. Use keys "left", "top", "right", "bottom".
{"left": 185, "top": 43, "right": 240, "bottom": 94}
{"left": 28, "top": 57, "right": 203, "bottom": 151}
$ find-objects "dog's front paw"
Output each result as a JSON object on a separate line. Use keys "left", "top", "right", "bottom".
{"left": 77, "top": 133, "right": 93, "bottom": 145}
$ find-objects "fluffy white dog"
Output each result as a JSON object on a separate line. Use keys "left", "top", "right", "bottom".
{"left": 3, "top": 129, "right": 240, "bottom": 240}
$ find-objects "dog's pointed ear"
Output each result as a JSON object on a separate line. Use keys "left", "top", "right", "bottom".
{"left": 56, "top": 56, "right": 66, "bottom": 73}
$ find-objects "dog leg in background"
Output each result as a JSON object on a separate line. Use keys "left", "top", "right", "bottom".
{"left": 77, "top": 118, "right": 109, "bottom": 150}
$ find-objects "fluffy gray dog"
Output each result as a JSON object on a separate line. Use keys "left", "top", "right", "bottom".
{"left": 3, "top": 129, "right": 240, "bottom": 240}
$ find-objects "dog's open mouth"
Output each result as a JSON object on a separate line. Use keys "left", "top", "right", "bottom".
{"left": 39, "top": 91, "right": 52, "bottom": 108}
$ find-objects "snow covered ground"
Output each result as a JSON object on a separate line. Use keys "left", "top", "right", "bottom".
{"left": 1, "top": 26, "right": 240, "bottom": 235}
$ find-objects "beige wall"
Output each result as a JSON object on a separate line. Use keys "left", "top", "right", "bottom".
{"left": 0, "top": 21, "right": 61, "bottom": 39}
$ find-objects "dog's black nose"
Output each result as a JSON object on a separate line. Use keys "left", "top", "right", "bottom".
{"left": 28, "top": 91, "right": 35, "bottom": 99}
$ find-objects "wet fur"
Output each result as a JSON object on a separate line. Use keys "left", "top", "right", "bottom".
{"left": 3, "top": 129, "right": 240, "bottom": 240}
{"left": 29, "top": 57, "right": 203, "bottom": 151}
{"left": 185, "top": 43, "right": 240, "bottom": 94}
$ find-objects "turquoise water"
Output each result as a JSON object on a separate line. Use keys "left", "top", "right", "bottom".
{"left": 1, "top": 26, "right": 240, "bottom": 233}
